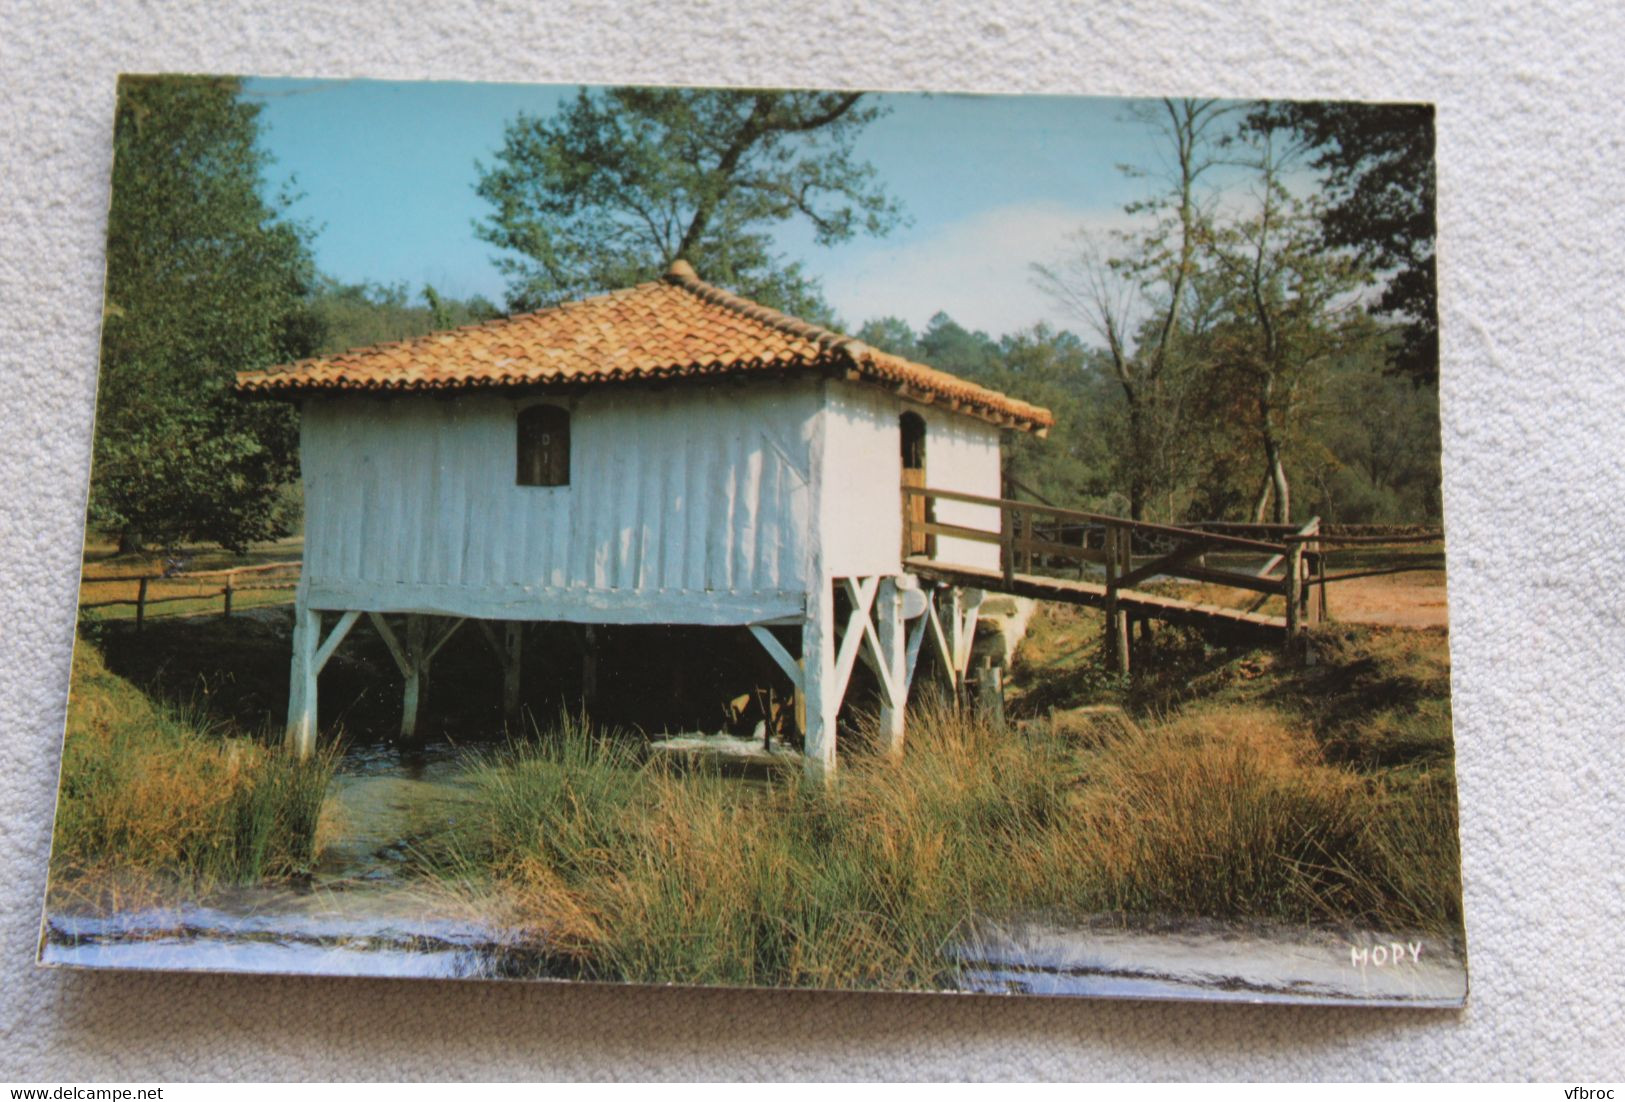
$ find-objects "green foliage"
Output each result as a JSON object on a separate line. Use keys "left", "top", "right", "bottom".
{"left": 1031, "top": 100, "right": 1242, "bottom": 521}
{"left": 1017, "top": 97, "right": 1442, "bottom": 525}
{"left": 1197, "top": 122, "right": 1380, "bottom": 523}
{"left": 852, "top": 315, "right": 920, "bottom": 361}
{"left": 91, "top": 75, "right": 322, "bottom": 553}
{"left": 1299, "top": 346, "right": 1443, "bottom": 522}
{"left": 854, "top": 303, "right": 1441, "bottom": 526}
{"left": 914, "top": 312, "right": 1001, "bottom": 378}
{"left": 474, "top": 87, "right": 902, "bottom": 317}
{"left": 1254, "top": 101, "right": 1438, "bottom": 383}
{"left": 951, "top": 323, "right": 1123, "bottom": 509}
{"left": 306, "top": 277, "right": 502, "bottom": 355}
{"left": 858, "top": 315, "right": 1126, "bottom": 509}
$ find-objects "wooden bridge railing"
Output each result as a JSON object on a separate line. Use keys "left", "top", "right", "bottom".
{"left": 79, "top": 560, "right": 302, "bottom": 631}
{"left": 902, "top": 482, "right": 1445, "bottom": 663}
{"left": 901, "top": 484, "right": 1326, "bottom": 660}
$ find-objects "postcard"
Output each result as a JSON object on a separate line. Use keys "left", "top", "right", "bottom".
{"left": 43, "top": 75, "right": 1463, "bottom": 1005}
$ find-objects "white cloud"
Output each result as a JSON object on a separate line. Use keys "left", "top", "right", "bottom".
{"left": 819, "top": 201, "right": 1144, "bottom": 338}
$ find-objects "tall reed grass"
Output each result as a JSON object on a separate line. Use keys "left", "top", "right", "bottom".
{"left": 49, "top": 637, "right": 335, "bottom": 904}
{"left": 442, "top": 703, "right": 1084, "bottom": 987}
{"left": 437, "top": 642, "right": 1461, "bottom": 991}
{"left": 1066, "top": 707, "right": 1459, "bottom": 930}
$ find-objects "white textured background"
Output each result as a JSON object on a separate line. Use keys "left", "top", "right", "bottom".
{"left": 3, "top": 0, "right": 1622, "bottom": 1081}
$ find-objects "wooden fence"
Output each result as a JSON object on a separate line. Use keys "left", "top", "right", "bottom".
{"left": 79, "top": 560, "right": 302, "bottom": 631}
{"left": 902, "top": 483, "right": 1443, "bottom": 658}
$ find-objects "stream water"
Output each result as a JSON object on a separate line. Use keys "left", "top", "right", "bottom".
{"left": 41, "top": 741, "right": 1467, "bottom": 1005}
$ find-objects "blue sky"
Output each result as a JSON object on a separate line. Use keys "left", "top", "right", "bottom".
{"left": 243, "top": 77, "right": 1185, "bottom": 336}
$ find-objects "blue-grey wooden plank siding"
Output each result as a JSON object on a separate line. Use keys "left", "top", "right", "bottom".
{"left": 299, "top": 381, "right": 819, "bottom": 624}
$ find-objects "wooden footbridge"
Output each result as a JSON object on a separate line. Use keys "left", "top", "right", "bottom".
{"left": 901, "top": 485, "right": 1331, "bottom": 670}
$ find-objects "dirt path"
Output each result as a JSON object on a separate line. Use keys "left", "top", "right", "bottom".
{"left": 1324, "top": 571, "right": 1449, "bottom": 630}
{"left": 1164, "top": 564, "right": 1449, "bottom": 634}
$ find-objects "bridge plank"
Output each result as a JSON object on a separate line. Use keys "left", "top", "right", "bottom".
{"left": 903, "top": 557, "right": 1287, "bottom": 642}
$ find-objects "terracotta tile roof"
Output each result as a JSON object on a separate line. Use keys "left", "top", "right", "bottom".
{"left": 236, "top": 260, "right": 1053, "bottom": 432}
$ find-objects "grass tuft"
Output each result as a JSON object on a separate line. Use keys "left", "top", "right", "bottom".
{"left": 48, "top": 636, "right": 336, "bottom": 906}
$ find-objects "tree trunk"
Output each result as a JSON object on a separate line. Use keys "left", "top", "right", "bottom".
{"left": 1251, "top": 470, "right": 1273, "bottom": 524}
{"left": 1125, "top": 394, "right": 1147, "bottom": 521}
{"left": 1264, "top": 435, "right": 1291, "bottom": 524}
{"left": 117, "top": 529, "right": 143, "bottom": 555}
{"left": 1256, "top": 375, "right": 1290, "bottom": 524}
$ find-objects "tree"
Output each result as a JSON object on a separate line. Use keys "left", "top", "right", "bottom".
{"left": 474, "top": 87, "right": 902, "bottom": 317}
{"left": 858, "top": 314, "right": 1122, "bottom": 510}
{"left": 91, "top": 75, "right": 321, "bottom": 553}
{"left": 1313, "top": 339, "right": 1443, "bottom": 523}
{"left": 1253, "top": 100, "right": 1437, "bottom": 383}
{"left": 1033, "top": 99, "right": 1233, "bottom": 520}
{"left": 983, "top": 326, "right": 1120, "bottom": 508}
{"left": 914, "top": 312, "right": 1002, "bottom": 379}
{"left": 302, "top": 279, "right": 500, "bottom": 356}
{"left": 1201, "top": 121, "right": 1376, "bottom": 523}
{"left": 853, "top": 315, "right": 921, "bottom": 361}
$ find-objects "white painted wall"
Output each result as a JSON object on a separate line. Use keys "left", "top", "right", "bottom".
{"left": 818, "top": 381, "right": 1006, "bottom": 576}
{"left": 819, "top": 381, "right": 905, "bottom": 579}
{"left": 300, "top": 380, "right": 819, "bottom": 624}
{"left": 299, "top": 377, "right": 1009, "bottom": 624}
{"left": 914, "top": 401, "right": 1004, "bottom": 570}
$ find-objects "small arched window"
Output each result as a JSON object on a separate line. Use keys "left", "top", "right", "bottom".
{"left": 517, "top": 404, "right": 570, "bottom": 486}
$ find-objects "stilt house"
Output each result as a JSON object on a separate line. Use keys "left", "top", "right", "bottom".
{"left": 237, "top": 261, "right": 1053, "bottom": 778}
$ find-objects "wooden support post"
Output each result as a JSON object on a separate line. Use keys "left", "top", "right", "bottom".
{"left": 282, "top": 607, "right": 358, "bottom": 759}
{"left": 285, "top": 605, "right": 320, "bottom": 758}
{"left": 223, "top": 576, "right": 234, "bottom": 619}
{"left": 750, "top": 624, "right": 804, "bottom": 692}
{"left": 1300, "top": 551, "right": 1314, "bottom": 625}
{"left": 943, "top": 585, "right": 964, "bottom": 701}
{"left": 901, "top": 487, "right": 913, "bottom": 560}
{"left": 1104, "top": 527, "right": 1129, "bottom": 676}
{"left": 831, "top": 577, "right": 879, "bottom": 709}
{"left": 1000, "top": 501, "right": 1015, "bottom": 587}
{"left": 973, "top": 661, "right": 1005, "bottom": 729}
{"left": 402, "top": 614, "right": 426, "bottom": 742}
{"left": 371, "top": 612, "right": 412, "bottom": 678}
{"left": 876, "top": 576, "right": 906, "bottom": 756}
{"left": 1120, "top": 530, "right": 1134, "bottom": 672}
{"left": 502, "top": 621, "right": 523, "bottom": 730}
{"left": 313, "top": 609, "right": 361, "bottom": 672}
{"left": 1285, "top": 541, "right": 1305, "bottom": 659}
{"left": 920, "top": 587, "right": 956, "bottom": 695}
{"left": 800, "top": 578, "right": 838, "bottom": 783}
{"left": 956, "top": 588, "right": 985, "bottom": 679}
{"left": 135, "top": 577, "right": 148, "bottom": 633}
{"left": 903, "top": 591, "right": 929, "bottom": 699}
{"left": 1316, "top": 552, "right": 1329, "bottom": 623}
